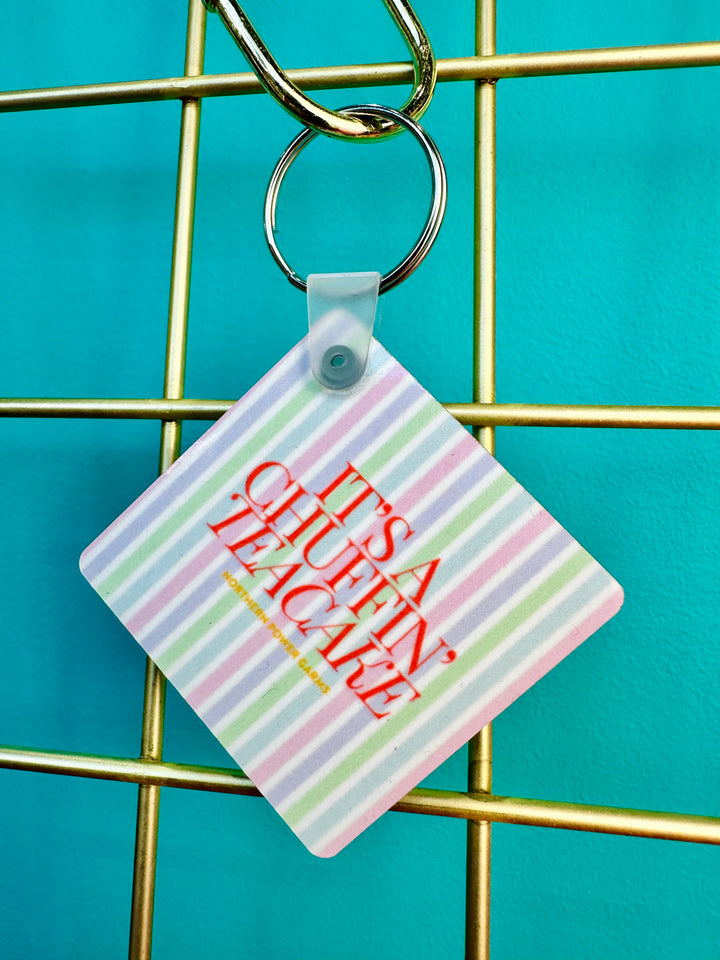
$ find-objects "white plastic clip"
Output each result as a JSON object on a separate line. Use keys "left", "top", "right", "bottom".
{"left": 307, "top": 272, "right": 380, "bottom": 389}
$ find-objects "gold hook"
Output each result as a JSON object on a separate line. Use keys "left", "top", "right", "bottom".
{"left": 202, "top": 0, "right": 437, "bottom": 139}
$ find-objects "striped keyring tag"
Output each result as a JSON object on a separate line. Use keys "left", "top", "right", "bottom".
{"left": 80, "top": 336, "right": 623, "bottom": 856}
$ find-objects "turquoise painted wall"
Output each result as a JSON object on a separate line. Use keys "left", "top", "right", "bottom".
{"left": 2, "top": 2, "right": 719, "bottom": 957}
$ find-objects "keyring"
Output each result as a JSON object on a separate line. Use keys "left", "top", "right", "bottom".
{"left": 263, "top": 104, "right": 447, "bottom": 294}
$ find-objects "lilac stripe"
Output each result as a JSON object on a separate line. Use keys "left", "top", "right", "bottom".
{"left": 191, "top": 632, "right": 291, "bottom": 719}
{"left": 239, "top": 683, "right": 358, "bottom": 781}
{"left": 263, "top": 708, "right": 374, "bottom": 808}
{"left": 428, "top": 509, "right": 555, "bottom": 627}
{"left": 81, "top": 344, "right": 307, "bottom": 580}
{"left": 184, "top": 431, "right": 488, "bottom": 719}
{"left": 172, "top": 611, "right": 260, "bottom": 690}
{"left": 385, "top": 428, "right": 489, "bottom": 514}
{"left": 243, "top": 506, "right": 551, "bottom": 784}
{"left": 125, "top": 539, "right": 224, "bottom": 635}
{"left": 197, "top": 620, "right": 294, "bottom": 725}
{"left": 265, "top": 374, "right": 423, "bottom": 507}
{"left": 312, "top": 568, "right": 622, "bottom": 857}
{"left": 142, "top": 557, "right": 231, "bottom": 654}
{"left": 183, "top": 622, "right": 265, "bottom": 707}
{"left": 289, "top": 363, "right": 411, "bottom": 480}
{"left": 259, "top": 526, "right": 572, "bottom": 801}
{"left": 440, "top": 526, "right": 575, "bottom": 649}
{"left": 398, "top": 447, "right": 497, "bottom": 530}
{"left": 111, "top": 517, "right": 229, "bottom": 619}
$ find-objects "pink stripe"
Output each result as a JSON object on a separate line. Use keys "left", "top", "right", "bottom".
{"left": 122, "top": 360, "right": 405, "bottom": 674}
{"left": 186, "top": 617, "right": 271, "bottom": 708}
{"left": 248, "top": 686, "right": 358, "bottom": 785}
{"left": 181, "top": 431, "right": 546, "bottom": 769}
{"left": 128, "top": 426, "right": 475, "bottom": 668}
{"left": 239, "top": 510, "right": 554, "bottom": 787}
{"left": 495, "top": 586, "right": 624, "bottom": 706}
{"left": 125, "top": 539, "right": 224, "bottom": 635}
{"left": 314, "top": 587, "right": 623, "bottom": 857}
{"left": 431, "top": 509, "right": 556, "bottom": 628}
{"left": 290, "top": 360, "right": 408, "bottom": 479}
{"left": 394, "top": 436, "right": 473, "bottom": 515}
{"left": 225, "top": 439, "right": 480, "bottom": 779}
{"left": 81, "top": 341, "right": 304, "bottom": 569}
{"left": 186, "top": 428, "right": 469, "bottom": 713}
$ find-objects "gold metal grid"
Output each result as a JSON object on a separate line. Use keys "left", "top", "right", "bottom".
{"left": 2, "top": 2, "right": 720, "bottom": 958}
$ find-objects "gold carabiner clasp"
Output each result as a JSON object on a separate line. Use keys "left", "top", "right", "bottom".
{"left": 202, "top": 0, "right": 436, "bottom": 140}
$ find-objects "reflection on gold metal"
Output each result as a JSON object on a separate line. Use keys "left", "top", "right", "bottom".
{"left": 467, "top": 726, "right": 493, "bottom": 960}
{"left": 129, "top": 663, "right": 167, "bottom": 960}
{"left": 466, "top": 2, "right": 496, "bottom": 958}
{"left": 2, "top": 42, "right": 720, "bottom": 114}
{"left": 397, "top": 789, "right": 720, "bottom": 845}
{"left": 445, "top": 41, "right": 720, "bottom": 79}
{"left": 128, "top": 4, "right": 207, "bottom": 958}
{"left": 445, "top": 403, "right": 720, "bottom": 429}
{"left": 205, "top": 0, "right": 436, "bottom": 138}
{"left": 0, "top": 744, "right": 259, "bottom": 796}
{"left": 3, "top": 398, "right": 720, "bottom": 428}
{"left": 4, "top": 8, "right": 720, "bottom": 958}
{"left": 0, "top": 398, "right": 236, "bottom": 419}
{"left": 2, "top": 744, "right": 720, "bottom": 846}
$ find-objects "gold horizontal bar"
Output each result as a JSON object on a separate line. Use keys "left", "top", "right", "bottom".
{"left": 397, "top": 788, "right": 720, "bottom": 845}
{"left": 0, "top": 398, "right": 232, "bottom": 419}
{"left": 2, "top": 41, "right": 719, "bottom": 113}
{"left": 445, "top": 403, "right": 720, "bottom": 429}
{"left": 0, "top": 744, "right": 260, "bottom": 796}
{"left": 3, "top": 398, "right": 720, "bottom": 429}
{"left": 2, "top": 744, "right": 719, "bottom": 845}
{"left": 444, "top": 40, "right": 720, "bottom": 80}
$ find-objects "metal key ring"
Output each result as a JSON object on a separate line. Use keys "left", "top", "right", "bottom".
{"left": 263, "top": 104, "right": 447, "bottom": 294}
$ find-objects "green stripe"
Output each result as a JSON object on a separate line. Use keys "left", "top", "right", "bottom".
{"left": 98, "top": 382, "right": 318, "bottom": 597}
{"left": 283, "top": 548, "right": 593, "bottom": 827}
{"left": 406, "top": 471, "right": 515, "bottom": 564}
{"left": 211, "top": 449, "right": 514, "bottom": 744}
{"left": 141, "top": 403, "right": 453, "bottom": 681}
{"left": 155, "top": 590, "right": 238, "bottom": 672}
{"left": 360, "top": 399, "right": 439, "bottom": 475}
{"left": 217, "top": 644, "right": 309, "bottom": 746}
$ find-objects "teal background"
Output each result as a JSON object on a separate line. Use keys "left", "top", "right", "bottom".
{"left": 2, "top": 2, "right": 719, "bottom": 957}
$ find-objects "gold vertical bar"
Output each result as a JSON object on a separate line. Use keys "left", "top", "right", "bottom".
{"left": 466, "top": 1, "right": 496, "bottom": 959}
{"left": 473, "top": 0, "right": 497, "bottom": 451}
{"left": 128, "top": 3, "right": 207, "bottom": 958}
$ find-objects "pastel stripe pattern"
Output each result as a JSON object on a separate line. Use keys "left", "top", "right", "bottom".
{"left": 80, "top": 337, "right": 623, "bottom": 857}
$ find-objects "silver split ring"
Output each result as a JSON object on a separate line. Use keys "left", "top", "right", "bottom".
{"left": 263, "top": 104, "right": 447, "bottom": 294}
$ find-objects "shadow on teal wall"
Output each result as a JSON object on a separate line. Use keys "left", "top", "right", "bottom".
{"left": 1, "top": 2, "right": 719, "bottom": 958}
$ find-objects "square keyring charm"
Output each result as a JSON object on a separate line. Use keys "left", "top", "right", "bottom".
{"left": 81, "top": 335, "right": 623, "bottom": 857}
